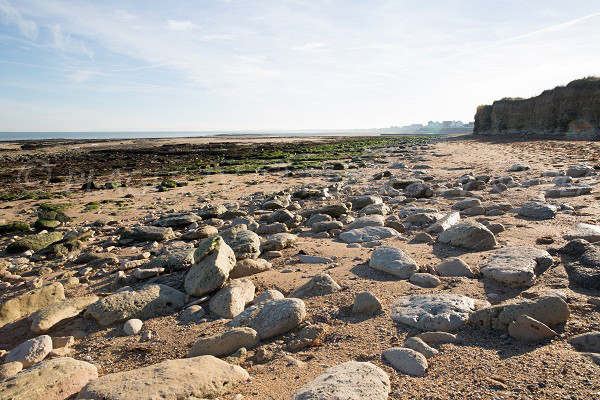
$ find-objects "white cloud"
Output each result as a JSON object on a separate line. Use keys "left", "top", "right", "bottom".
{"left": 68, "top": 70, "right": 93, "bottom": 84}
{"left": 291, "top": 42, "right": 324, "bottom": 51}
{"left": 50, "top": 24, "right": 93, "bottom": 57}
{"left": 166, "top": 19, "right": 198, "bottom": 31}
{"left": 0, "top": 0, "right": 38, "bottom": 39}
{"left": 114, "top": 9, "right": 138, "bottom": 22}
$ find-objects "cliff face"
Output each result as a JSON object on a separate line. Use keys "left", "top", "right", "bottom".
{"left": 474, "top": 77, "right": 600, "bottom": 136}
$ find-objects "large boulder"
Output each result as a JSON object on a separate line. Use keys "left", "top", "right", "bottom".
{"left": 84, "top": 284, "right": 185, "bottom": 326}
{"left": 184, "top": 236, "right": 236, "bottom": 296}
{"left": 222, "top": 228, "right": 261, "bottom": 260}
{"left": 0, "top": 357, "right": 97, "bottom": 400}
{"left": 289, "top": 361, "right": 390, "bottom": 400}
{"left": 229, "top": 298, "right": 306, "bottom": 340}
{"left": 470, "top": 295, "right": 570, "bottom": 331}
{"left": 208, "top": 278, "right": 255, "bottom": 319}
{"left": 29, "top": 295, "right": 99, "bottom": 333}
{"left": 289, "top": 273, "right": 341, "bottom": 298}
{"left": 369, "top": 246, "right": 419, "bottom": 279}
{"left": 187, "top": 327, "right": 259, "bottom": 357}
{"left": 0, "top": 282, "right": 65, "bottom": 328}
{"left": 5, "top": 335, "right": 52, "bottom": 367}
{"left": 339, "top": 226, "right": 400, "bottom": 243}
{"left": 481, "top": 247, "right": 553, "bottom": 287}
{"left": 437, "top": 222, "right": 497, "bottom": 250}
{"left": 392, "top": 294, "right": 488, "bottom": 332}
{"left": 6, "top": 232, "right": 64, "bottom": 254}
{"left": 77, "top": 356, "right": 249, "bottom": 400}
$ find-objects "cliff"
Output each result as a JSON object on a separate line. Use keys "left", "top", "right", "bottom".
{"left": 474, "top": 77, "right": 600, "bottom": 136}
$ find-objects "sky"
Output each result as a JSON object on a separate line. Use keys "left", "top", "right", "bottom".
{"left": 0, "top": 0, "right": 599, "bottom": 132}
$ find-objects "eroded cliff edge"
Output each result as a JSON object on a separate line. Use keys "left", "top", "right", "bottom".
{"left": 474, "top": 77, "right": 600, "bottom": 136}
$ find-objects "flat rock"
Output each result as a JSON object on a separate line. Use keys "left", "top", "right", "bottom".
{"left": 518, "top": 201, "right": 558, "bottom": 220}
{"left": 346, "top": 215, "right": 385, "bottom": 230}
{"left": 560, "top": 239, "right": 600, "bottom": 289}
{"left": 508, "top": 314, "right": 557, "bottom": 341}
{"left": 369, "top": 246, "right": 419, "bottom": 279}
{"left": 339, "top": 226, "right": 400, "bottom": 243}
{"left": 298, "top": 255, "right": 333, "bottom": 264}
{"left": 229, "top": 298, "right": 306, "bottom": 340}
{"left": 565, "top": 223, "right": 600, "bottom": 243}
{"left": 392, "top": 294, "right": 487, "bottom": 332}
{"left": 383, "top": 347, "right": 428, "bottom": 376}
{"left": 415, "top": 331, "right": 458, "bottom": 344}
{"left": 289, "top": 361, "right": 390, "bottom": 400}
{"left": 77, "top": 355, "right": 249, "bottom": 400}
{"left": 185, "top": 236, "right": 236, "bottom": 296}
{"left": 481, "top": 247, "right": 553, "bottom": 287}
{"left": 438, "top": 222, "right": 497, "bottom": 250}
{"left": 120, "top": 226, "right": 175, "bottom": 242}
{"left": 5, "top": 335, "right": 53, "bottom": 367}
{"left": 0, "top": 357, "right": 97, "bottom": 400}
{"left": 404, "top": 337, "right": 438, "bottom": 358}
{"left": 29, "top": 295, "right": 99, "bottom": 333}
{"left": 208, "top": 278, "right": 255, "bottom": 318}
{"left": 289, "top": 273, "right": 341, "bottom": 298}
{"left": 84, "top": 284, "right": 185, "bottom": 326}
{"left": 0, "top": 361, "right": 22, "bottom": 380}
{"left": 470, "top": 295, "right": 570, "bottom": 331}
{"left": 6, "top": 232, "right": 64, "bottom": 254}
{"left": 152, "top": 213, "right": 201, "bottom": 227}
{"left": 569, "top": 331, "right": 600, "bottom": 353}
{"left": 545, "top": 186, "right": 592, "bottom": 198}
{"left": 0, "top": 282, "right": 65, "bottom": 328}
{"left": 409, "top": 273, "right": 441, "bottom": 287}
{"left": 187, "top": 327, "right": 259, "bottom": 357}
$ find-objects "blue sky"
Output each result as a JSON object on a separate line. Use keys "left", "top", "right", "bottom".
{"left": 1, "top": 0, "right": 599, "bottom": 132}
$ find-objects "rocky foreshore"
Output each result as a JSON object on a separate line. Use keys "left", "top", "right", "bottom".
{"left": 0, "top": 135, "right": 599, "bottom": 399}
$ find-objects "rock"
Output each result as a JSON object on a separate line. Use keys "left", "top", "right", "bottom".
{"left": 288, "top": 323, "right": 329, "bottom": 351}
{"left": 508, "top": 163, "right": 530, "bottom": 172}
{"left": 426, "top": 211, "right": 460, "bottom": 234}
{"left": 230, "top": 258, "right": 272, "bottom": 278}
{"left": 262, "top": 194, "right": 291, "bottom": 210}
{"left": 569, "top": 331, "right": 600, "bottom": 353}
{"left": 415, "top": 331, "right": 458, "bottom": 344}
{"left": 289, "top": 273, "right": 341, "bottom": 298}
{"left": 289, "top": 361, "right": 390, "bottom": 400}
{"left": 518, "top": 202, "right": 558, "bottom": 220}
{"left": 254, "top": 289, "right": 285, "bottom": 305}
{"left": 261, "top": 233, "right": 298, "bottom": 251}
{"left": 0, "top": 361, "right": 22, "bottom": 380}
{"left": 132, "top": 267, "right": 164, "bottom": 280}
{"left": 405, "top": 182, "right": 433, "bottom": 198}
{"left": 452, "top": 198, "right": 481, "bottom": 211}
{"left": 209, "top": 278, "right": 255, "bottom": 319}
{"left": 481, "top": 247, "right": 553, "bottom": 287}
{"left": 392, "top": 294, "right": 487, "bottom": 332}
{"left": 438, "top": 221, "right": 497, "bottom": 250}
{"left": 361, "top": 203, "right": 391, "bottom": 215}
{"left": 413, "top": 232, "right": 434, "bottom": 243}
{"left": 0, "top": 282, "right": 65, "bottom": 328}
{"left": 148, "top": 251, "right": 194, "bottom": 272}
{"left": 0, "top": 357, "right": 97, "bottom": 400}
{"left": 256, "top": 222, "right": 288, "bottom": 234}
{"left": 352, "top": 291, "right": 383, "bottom": 314}
{"left": 470, "top": 295, "right": 570, "bottom": 331}
{"left": 404, "top": 337, "right": 438, "bottom": 358}
{"left": 435, "top": 257, "right": 476, "bottom": 278}
{"left": 383, "top": 347, "right": 428, "bottom": 376}
{"left": 346, "top": 215, "right": 385, "bottom": 230}
{"left": 369, "top": 246, "right": 419, "bottom": 279}
{"left": 153, "top": 213, "right": 201, "bottom": 227}
{"left": 409, "top": 273, "right": 441, "bottom": 288}
{"left": 265, "top": 250, "right": 283, "bottom": 259}
{"left": 560, "top": 239, "right": 600, "bottom": 289}
{"left": 312, "top": 221, "right": 343, "bottom": 233}
{"left": 566, "top": 163, "right": 595, "bottom": 177}
{"left": 120, "top": 226, "right": 175, "bottom": 242}
{"left": 298, "top": 255, "right": 333, "bottom": 264}
{"left": 198, "top": 204, "right": 227, "bottom": 219}
{"left": 187, "top": 327, "right": 259, "bottom": 357}
{"left": 351, "top": 195, "right": 382, "bottom": 210}
{"left": 185, "top": 236, "right": 236, "bottom": 297}
{"left": 266, "top": 209, "right": 295, "bottom": 224}
{"left": 179, "top": 305, "right": 206, "bottom": 323}
{"left": 84, "top": 284, "right": 185, "bottom": 326}
{"left": 229, "top": 298, "right": 306, "bottom": 340}
{"left": 5, "top": 335, "right": 53, "bottom": 367}
{"left": 565, "top": 223, "right": 600, "bottom": 243}
{"left": 29, "top": 295, "right": 99, "bottom": 333}
{"left": 52, "top": 336, "right": 74, "bottom": 349}
{"left": 123, "top": 319, "right": 143, "bottom": 335}
{"left": 77, "top": 355, "right": 249, "bottom": 400}
{"left": 6, "top": 232, "right": 64, "bottom": 254}
{"left": 508, "top": 315, "right": 557, "bottom": 341}
{"left": 339, "top": 226, "right": 400, "bottom": 243}
{"left": 545, "top": 186, "right": 592, "bottom": 198}
{"left": 181, "top": 225, "right": 219, "bottom": 240}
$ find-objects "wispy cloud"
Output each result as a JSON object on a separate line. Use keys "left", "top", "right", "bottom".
{"left": 166, "top": 19, "right": 198, "bottom": 31}
{"left": 291, "top": 42, "right": 324, "bottom": 51}
{"left": 0, "top": 0, "right": 38, "bottom": 38}
{"left": 50, "top": 24, "right": 93, "bottom": 57}
{"left": 68, "top": 70, "right": 93, "bottom": 84}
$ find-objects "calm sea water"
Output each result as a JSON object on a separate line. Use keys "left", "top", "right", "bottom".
{"left": 0, "top": 131, "right": 227, "bottom": 141}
